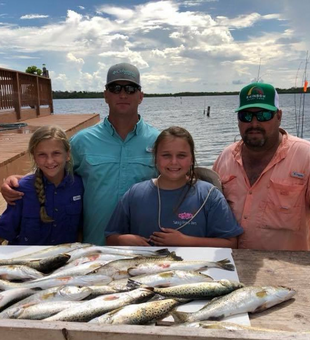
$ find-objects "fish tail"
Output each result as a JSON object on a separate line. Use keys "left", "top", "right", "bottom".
{"left": 170, "top": 310, "right": 190, "bottom": 324}
{"left": 216, "top": 259, "right": 235, "bottom": 271}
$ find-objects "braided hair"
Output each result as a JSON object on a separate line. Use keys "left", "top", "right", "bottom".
{"left": 28, "top": 125, "right": 73, "bottom": 223}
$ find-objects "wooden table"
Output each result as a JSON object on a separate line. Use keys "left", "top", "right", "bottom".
{"left": 0, "top": 249, "right": 310, "bottom": 340}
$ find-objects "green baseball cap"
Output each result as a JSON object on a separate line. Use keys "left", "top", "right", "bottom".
{"left": 106, "top": 63, "right": 141, "bottom": 86}
{"left": 235, "top": 82, "right": 279, "bottom": 112}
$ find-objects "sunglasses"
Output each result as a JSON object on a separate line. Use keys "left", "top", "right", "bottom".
{"left": 238, "top": 110, "right": 276, "bottom": 123}
{"left": 106, "top": 83, "right": 141, "bottom": 95}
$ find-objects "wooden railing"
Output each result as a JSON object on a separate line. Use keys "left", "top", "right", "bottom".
{"left": 0, "top": 67, "right": 53, "bottom": 123}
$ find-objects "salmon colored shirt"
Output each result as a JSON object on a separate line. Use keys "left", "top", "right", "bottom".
{"left": 213, "top": 129, "right": 310, "bottom": 250}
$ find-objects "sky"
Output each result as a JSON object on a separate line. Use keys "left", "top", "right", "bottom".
{"left": 0, "top": 0, "right": 309, "bottom": 93}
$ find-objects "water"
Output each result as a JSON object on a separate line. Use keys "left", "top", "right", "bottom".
{"left": 53, "top": 94, "right": 310, "bottom": 167}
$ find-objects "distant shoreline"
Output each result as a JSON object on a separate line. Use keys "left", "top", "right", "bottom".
{"left": 53, "top": 88, "right": 309, "bottom": 99}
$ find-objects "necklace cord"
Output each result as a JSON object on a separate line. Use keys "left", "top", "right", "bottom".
{"left": 156, "top": 177, "right": 216, "bottom": 232}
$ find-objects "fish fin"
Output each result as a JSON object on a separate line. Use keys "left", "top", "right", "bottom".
{"left": 216, "top": 259, "right": 235, "bottom": 271}
{"left": 155, "top": 248, "right": 171, "bottom": 256}
{"left": 170, "top": 310, "right": 190, "bottom": 324}
{"left": 126, "top": 278, "right": 143, "bottom": 289}
{"left": 169, "top": 251, "right": 183, "bottom": 261}
{"left": 252, "top": 302, "right": 268, "bottom": 313}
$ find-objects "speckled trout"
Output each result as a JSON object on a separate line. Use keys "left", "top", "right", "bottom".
{"left": 12, "top": 242, "right": 91, "bottom": 260}
{"left": 44, "top": 287, "right": 155, "bottom": 322}
{"left": 128, "top": 258, "right": 234, "bottom": 276}
{"left": 151, "top": 280, "right": 244, "bottom": 299}
{"left": 171, "top": 285, "right": 296, "bottom": 323}
{"left": 89, "top": 298, "right": 180, "bottom": 325}
{"left": 110, "top": 270, "right": 213, "bottom": 292}
{"left": 0, "top": 265, "right": 44, "bottom": 281}
{"left": 0, "top": 285, "right": 92, "bottom": 319}
{"left": 0, "top": 253, "right": 71, "bottom": 273}
{"left": 0, "top": 288, "right": 35, "bottom": 311}
{"left": 98, "top": 252, "right": 183, "bottom": 280}
{"left": 10, "top": 301, "right": 84, "bottom": 320}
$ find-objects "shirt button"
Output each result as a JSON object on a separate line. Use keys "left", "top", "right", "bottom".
{"left": 54, "top": 208, "right": 58, "bottom": 212}
{"left": 53, "top": 224, "right": 57, "bottom": 227}
{"left": 249, "top": 191, "right": 252, "bottom": 195}
{"left": 244, "top": 216, "right": 247, "bottom": 219}
{"left": 54, "top": 191, "right": 57, "bottom": 195}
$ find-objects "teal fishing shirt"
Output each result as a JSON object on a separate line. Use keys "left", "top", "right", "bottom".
{"left": 70, "top": 116, "right": 159, "bottom": 245}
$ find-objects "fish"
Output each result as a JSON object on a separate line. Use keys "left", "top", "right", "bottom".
{"left": 42, "top": 261, "right": 107, "bottom": 279}
{"left": 65, "top": 247, "right": 134, "bottom": 263}
{"left": 0, "top": 253, "right": 71, "bottom": 273}
{"left": 128, "top": 258, "right": 234, "bottom": 276}
{"left": 148, "top": 280, "right": 244, "bottom": 299}
{"left": 98, "top": 252, "right": 183, "bottom": 280}
{"left": 109, "top": 270, "right": 213, "bottom": 292}
{"left": 10, "top": 301, "right": 84, "bottom": 320}
{"left": 0, "top": 274, "right": 112, "bottom": 290}
{"left": 0, "top": 285, "right": 92, "bottom": 319}
{"left": 52, "top": 253, "right": 128, "bottom": 273}
{"left": 44, "top": 287, "right": 155, "bottom": 322}
{"left": 0, "top": 288, "right": 36, "bottom": 311}
{"left": 89, "top": 298, "right": 180, "bottom": 325}
{"left": 0, "top": 265, "right": 44, "bottom": 281}
{"left": 65, "top": 246, "right": 171, "bottom": 262}
{"left": 12, "top": 242, "right": 91, "bottom": 260}
{"left": 171, "top": 285, "right": 296, "bottom": 323}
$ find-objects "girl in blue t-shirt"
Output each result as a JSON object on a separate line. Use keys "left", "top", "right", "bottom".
{"left": 106, "top": 126, "right": 242, "bottom": 248}
{"left": 0, "top": 125, "right": 83, "bottom": 245}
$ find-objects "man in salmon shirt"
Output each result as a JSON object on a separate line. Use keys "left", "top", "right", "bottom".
{"left": 213, "top": 82, "right": 310, "bottom": 250}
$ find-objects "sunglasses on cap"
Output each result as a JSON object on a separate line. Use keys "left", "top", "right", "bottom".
{"left": 238, "top": 110, "right": 276, "bottom": 123}
{"left": 106, "top": 83, "right": 141, "bottom": 95}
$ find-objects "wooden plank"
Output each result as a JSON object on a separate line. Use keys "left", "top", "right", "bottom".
{"left": 232, "top": 249, "right": 310, "bottom": 332}
{"left": 1, "top": 320, "right": 306, "bottom": 340}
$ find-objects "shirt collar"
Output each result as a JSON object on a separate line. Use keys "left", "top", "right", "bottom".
{"left": 104, "top": 115, "right": 143, "bottom": 137}
{"left": 42, "top": 171, "right": 71, "bottom": 188}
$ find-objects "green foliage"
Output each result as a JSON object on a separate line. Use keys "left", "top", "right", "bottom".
{"left": 52, "top": 87, "right": 309, "bottom": 100}
{"left": 25, "top": 66, "right": 42, "bottom": 75}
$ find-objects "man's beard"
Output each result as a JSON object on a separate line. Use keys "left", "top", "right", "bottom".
{"left": 242, "top": 127, "right": 266, "bottom": 148}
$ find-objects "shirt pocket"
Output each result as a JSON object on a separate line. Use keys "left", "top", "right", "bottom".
{"left": 65, "top": 200, "right": 83, "bottom": 230}
{"left": 258, "top": 179, "right": 306, "bottom": 231}
{"left": 127, "top": 156, "right": 156, "bottom": 183}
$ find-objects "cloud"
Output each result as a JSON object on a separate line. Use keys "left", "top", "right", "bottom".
{"left": 20, "top": 14, "right": 49, "bottom": 20}
{"left": 0, "top": 1, "right": 309, "bottom": 92}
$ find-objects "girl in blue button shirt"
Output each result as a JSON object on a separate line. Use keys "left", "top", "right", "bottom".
{"left": 106, "top": 126, "right": 243, "bottom": 248}
{"left": 0, "top": 125, "right": 83, "bottom": 245}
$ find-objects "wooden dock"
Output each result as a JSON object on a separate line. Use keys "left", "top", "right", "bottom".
{"left": 0, "top": 113, "right": 100, "bottom": 214}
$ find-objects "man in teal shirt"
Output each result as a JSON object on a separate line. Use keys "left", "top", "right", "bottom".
{"left": 1, "top": 63, "right": 159, "bottom": 245}
{"left": 70, "top": 63, "right": 159, "bottom": 245}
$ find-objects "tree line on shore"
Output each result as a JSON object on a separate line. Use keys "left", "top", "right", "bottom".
{"left": 52, "top": 87, "right": 309, "bottom": 100}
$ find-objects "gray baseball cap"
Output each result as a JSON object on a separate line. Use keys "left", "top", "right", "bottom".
{"left": 106, "top": 63, "right": 141, "bottom": 86}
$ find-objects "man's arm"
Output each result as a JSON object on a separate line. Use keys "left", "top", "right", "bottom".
{"left": 1, "top": 175, "right": 24, "bottom": 205}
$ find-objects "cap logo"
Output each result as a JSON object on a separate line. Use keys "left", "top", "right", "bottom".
{"left": 112, "top": 68, "right": 137, "bottom": 80}
{"left": 246, "top": 86, "right": 265, "bottom": 102}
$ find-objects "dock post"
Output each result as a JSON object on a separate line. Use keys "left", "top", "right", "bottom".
{"left": 207, "top": 106, "right": 210, "bottom": 117}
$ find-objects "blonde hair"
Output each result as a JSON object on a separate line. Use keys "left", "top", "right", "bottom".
{"left": 28, "top": 125, "right": 72, "bottom": 223}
